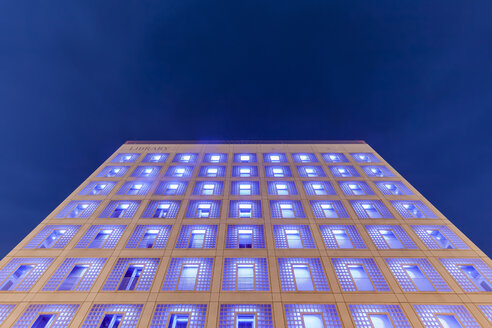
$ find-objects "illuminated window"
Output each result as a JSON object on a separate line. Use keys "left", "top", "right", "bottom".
{"left": 67, "top": 203, "right": 89, "bottom": 218}
{"left": 168, "top": 314, "right": 189, "bottom": 328}
{"left": 348, "top": 183, "right": 364, "bottom": 195}
{"left": 207, "top": 167, "right": 218, "bottom": 177}
{"left": 107, "top": 167, "right": 121, "bottom": 177}
{"left": 305, "top": 168, "right": 317, "bottom": 177}
{"left": 89, "top": 183, "right": 107, "bottom": 195}
{"left": 402, "top": 265, "right": 435, "bottom": 291}
{"left": 459, "top": 265, "right": 492, "bottom": 291}
{"left": 127, "top": 183, "right": 143, "bottom": 195}
{"left": 240, "top": 168, "right": 251, "bottom": 177}
{"left": 0, "top": 265, "right": 34, "bottom": 291}
{"left": 189, "top": 230, "right": 206, "bottom": 248}
{"left": 165, "top": 184, "right": 179, "bottom": 195}
{"left": 402, "top": 204, "right": 425, "bottom": 218}
{"left": 270, "top": 155, "right": 280, "bottom": 162}
{"left": 30, "top": 314, "right": 56, "bottom": 328}
{"left": 368, "top": 314, "right": 394, "bottom": 328}
{"left": 302, "top": 314, "right": 324, "bottom": 328}
{"left": 236, "top": 314, "right": 255, "bottom": 328}
{"left": 426, "top": 229, "right": 455, "bottom": 249}
{"left": 240, "top": 155, "right": 250, "bottom": 162}
{"left": 182, "top": 155, "right": 191, "bottom": 162}
{"left": 312, "top": 184, "right": 326, "bottom": 195}
{"left": 276, "top": 184, "right": 288, "bottom": 195}
{"left": 379, "top": 230, "right": 404, "bottom": 248}
{"left": 202, "top": 184, "right": 215, "bottom": 195}
{"left": 99, "top": 314, "right": 123, "bottom": 328}
{"left": 285, "top": 230, "right": 302, "bottom": 248}
{"left": 362, "top": 204, "right": 382, "bottom": 218}
{"left": 110, "top": 203, "right": 130, "bottom": 218}
{"left": 150, "top": 154, "right": 162, "bottom": 162}
{"left": 153, "top": 204, "right": 171, "bottom": 218}
{"left": 177, "top": 265, "right": 199, "bottom": 290}
{"left": 138, "top": 229, "right": 160, "bottom": 248}
{"left": 322, "top": 153, "right": 348, "bottom": 163}
{"left": 347, "top": 265, "right": 374, "bottom": 291}
{"left": 370, "top": 167, "right": 384, "bottom": 176}
{"left": 280, "top": 204, "right": 295, "bottom": 218}
{"left": 239, "top": 204, "right": 252, "bottom": 218}
{"left": 293, "top": 265, "right": 314, "bottom": 291}
{"left": 88, "top": 230, "right": 113, "bottom": 248}
{"left": 321, "top": 204, "right": 337, "bottom": 218}
{"left": 38, "top": 229, "right": 66, "bottom": 248}
{"left": 141, "top": 168, "right": 154, "bottom": 177}
{"left": 117, "top": 265, "right": 143, "bottom": 291}
{"left": 237, "top": 265, "right": 255, "bottom": 290}
{"left": 57, "top": 264, "right": 89, "bottom": 291}
{"left": 174, "top": 168, "right": 185, "bottom": 177}
{"left": 273, "top": 168, "right": 284, "bottom": 177}
{"left": 337, "top": 167, "right": 351, "bottom": 177}
{"left": 210, "top": 155, "right": 221, "bottom": 162}
{"left": 238, "top": 230, "right": 253, "bottom": 248}
{"left": 385, "top": 183, "right": 402, "bottom": 195}
{"left": 239, "top": 183, "right": 251, "bottom": 195}
{"left": 332, "top": 230, "right": 353, "bottom": 248}
{"left": 197, "top": 204, "right": 211, "bottom": 218}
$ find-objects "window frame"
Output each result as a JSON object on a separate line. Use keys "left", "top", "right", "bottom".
{"left": 177, "top": 263, "right": 201, "bottom": 291}
{"left": 117, "top": 263, "right": 145, "bottom": 291}
{"left": 57, "top": 263, "right": 91, "bottom": 291}
{"left": 291, "top": 263, "right": 315, "bottom": 291}
{"left": 345, "top": 263, "right": 376, "bottom": 291}
{"left": 236, "top": 264, "right": 256, "bottom": 291}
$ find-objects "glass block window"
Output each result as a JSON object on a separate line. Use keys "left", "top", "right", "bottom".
{"left": 102, "top": 258, "right": 160, "bottom": 291}
{"left": 173, "top": 153, "right": 199, "bottom": 163}
{"left": 411, "top": 225, "right": 469, "bottom": 249}
{"left": 97, "top": 165, "right": 129, "bottom": 178}
{"left": 302, "top": 181, "right": 336, "bottom": 196}
{"left": 229, "top": 200, "right": 262, "bottom": 218}
{"left": 385, "top": 258, "right": 451, "bottom": 292}
{"left": 331, "top": 258, "right": 390, "bottom": 292}
{"left": 391, "top": 201, "right": 437, "bottom": 219}
{"left": 350, "top": 153, "right": 380, "bottom": 163}
{"left": 142, "top": 201, "right": 181, "bottom": 218}
{"left": 142, "top": 153, "right": 169, "bottom": 163}
{"left": 162, "top": 258, "right": 213, "bottom": 291}
{"left": 111, "top": 153, "right": 140, "bottom": 163}
{"left": 349, "top": 304, "right": 411, "bottom": 328}
{"left": 361, "top": 165, "right": 395, "bottom": 177}
{"left": 365, "top": 225, "right": 417, "bottom": 249}
{"left": 319, "top": 225, "right": 366, "bottom": 249}
{"left": 297, "top": 166, "right": 326, "bottom": 178}
{"left": 374, "top": 181, "right": 413, "bottom": 196}
{"left": 310, "top": 201, "right": 349, "bottom": 219}
{"left": 270, "top": 200, "right": 306, "bottom": 218}
{"left": 0, "top": 304, "right": 15, "bottom": 325}
{"left": 0, "top": 258, "right": 53, "bottom": 291}
{"left": 149, "top": 304, "right": 207, "bottom": 328}
{"left": 125, "top": 225, "right": 172, "bottom": 249}
{"left": 231, "top": 181, "right": 261, "bottom": 195}
{"left": 292, "top": 153, "right": 318, "bottom": 163}
{"left": 12, "top": 304, "right": 79, "bottom": 328}
{"left": 222, "top": 258, "right": 269, "bottom": 291}
{"left": 478, "top": 305, "right": 492, "bottom": 323}
{"left": 278, "top": 258, "right": 329, "bottom": 291}
{"left": 338, "top": 181, "right": 375, "bottom": 196}
{"left": 226, "top": 225, "right": 265, "bottom": 249}
{"left": 267, "top": 181, "right": 297, "bottom": 196}
{"left": 185, "top": 200, "right": 221, "bottom": 219}
{"left": 263, "top": 153, "right": 288, "bottom": 163}
{"left": 232, "top": 165, "right": 259, "bottom": 177}
{"left": 284, "top": 304, "right": 342, "bottom": 328}
{"left": 219, "top": 304, "right": 273, "bottom": 328}
{"left": 79, "top": 181, "right": 116, "bottom": 195}
{"left": 165, "top": 165, "right": 194, "bottom": 178}
{"left": 322, "top": 153, "right": 349, "bottom": 163}
{"left": 24, "top": 225, "right": 80, "bottom": 249}
{"left": 75, "top": 225, "right": 126, "bottom": 249}
{"left": 154, "top": 181, "right": 188, "bottom": 196}
{"left": 98, "top": 200, "right": 140, "bottom": 219}
{"left": 42, "top": 258, "right": 107, "bottom": 291}
{"left": 203, "top": 153, "right": 228, "bottom": 163}
{"left": 175, "top": 225, "right": 218, "bottom": 249}
{"left": 198, "top": 165, "right": 226, "bottom": 177}
{"left": 233, "top": 153, "right": 257, "bottom": 163}
{"left": 55, "top": 201, "right": 100, "bottom": 219}
{"left": 439, "top": 258, "right": 492, "bottom": 292}
{"left": 350, "top": 200, "right": 393, "bottom": 219}
{"left": 193, "top": 181, "right": 224, "bottom": 196}
{"left": 265, "top": 166, "right": 292, "bottom": 178}
{"left": 329, "top": 165, "right": 360, "bottom": 178}
{"left": 81, "top": 304, "right": 143, "bottom": 328}
{"left": 116, "top": 181, "right": 152, "bottom": 196}
{"left": 273, "top": 225, "right": 316, "bottom": 249}
{"left": 413, "top": 305, "right": 480, "bottom": 328}
{"left": 130, "top": 165, "right": 160, "bottom": 178}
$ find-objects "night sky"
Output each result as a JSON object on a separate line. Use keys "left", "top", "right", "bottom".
{"left": 1, "top": 1, "right": 491, "bottom": 257}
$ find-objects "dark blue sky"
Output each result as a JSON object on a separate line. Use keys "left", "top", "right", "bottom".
{"left": 0, "top": 1, "right": 491, "bottom": 257}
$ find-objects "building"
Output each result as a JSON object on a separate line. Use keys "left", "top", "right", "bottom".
{"left": 0, "top": 140, "right": 491, "bottom": 327}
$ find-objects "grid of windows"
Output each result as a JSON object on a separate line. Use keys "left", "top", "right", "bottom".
{"left": 193, "top": 181, "right": 224, "bottom": 195}
{"left": 0, "top": 304, "right": 15, "bottom": 325}
{"left": 348, "top": 304, "right": 411, "bottom": 327}
{"left": 24, "top": 225, "right": 81, "bottom": 249}
{"left": 302, "top": 181, "right": 336, "bottom": 196}
{"left": 229, "top": 200, "right": 262, "bottom": 218}
{"left": 277, "top": 258, "right": 330, "bottom": 291}
{"left": 225, "top": 225, "right": 265, "bottom": 249}
{"left": 231, "top": 181, "right": 261, "bottom": 195}
{"left": 222, "top": 258, "right": 269, "bottom": 291}
{"left": 413, "top": 305, "right": 481, "bottom": 327}
{"left": 81, "top": 304, "right": 143, "bottom": 328}
{"left": 439, "top": 258, "right": 492, "bottom": 292}
{"left": 411, "top": 225, "right": 469, "bottom": 249}
{"left": 149, "top": 304, "right": 207, "bottom": 328}
{"left": 142, "top": 201, "right": 181, "bottom": 218}
{"left": 310, "top": 200, "right": 350, "bottom": 219}
{"left": 265, "top": 165, "right": 292, "bottom": 178}
{"left": 284, "top": 304, "right": 342, "bottom": 328}
{"left": 185, "top": 200, "right": 221, "bottom": 218}
{"left": 79, "top": 181, "right": 116, "bottom": 195}
{"left": 42, "top": 258, "right": 107, "bottom": 291}
{"left": 273, "top": 225, "right": 316, "bottom": 249}
{"left": 385, "top": 258, "right": 451, "bottom": 292}
{"left": 319, "top": 225, "right": 367, "bottom": 249}
{"left": 331, "top": 258, "right": 390, "bottom": 292}
{"left": 98, "top": 200, "right": 140, "bottom": 218}
{"left": 0, "top": 258, "right": 53, "bottom": 291}
{"left": 125, "top": 225, "right": 172, "bottom": 249}
{"left": 102, "top": 258, "right": 160, "bottom": 291}
{"left": 12, "top": 304, "right": 79, "bottom": 328}
{"left": 338, "top": 181, "right": 375, "bottom": 196}
{"left": 297, "top": 165, "right": 326, "bottom": 178}
{"left": 270, "top": 200, "right": 306, "bottom": 218}
{"left": 55, "top": 201, "right": 100, "bottom": 219}
{"left": 364, "top": 225, "right": 417, "bottom": 249}
{"left": 391, "top": 200, "right": 437, "bottom": 219}
{"left": 219, "top": 304, "right": 273, "bottom": 328}
{"left": 154, "top": 181, "right": 188, "bottom": 195}
{"left": 97, "top": 165, "right": 129, "bottom": 178}
{"left": 175, "top": 225, "right": 218, "bottom": 249}
{"left": 75, "top": 225, "right": 126, "bottom": 249}
{"left": 142, "top": 153, "right": 169, "bottom": 163}
{"left": 162, "top": 258, "right": 213, "bottom": 291}
{"left": 198, "top": 165, "right": 226, "bottom": 177}
{"left": 350, "top": 200, "right": 393, "bottom": 219}
{"left": 321, "top": 153, "right": 349, "bottom": 163}
{"left": 165, "top": 165, "right": 194, "bottom": 178}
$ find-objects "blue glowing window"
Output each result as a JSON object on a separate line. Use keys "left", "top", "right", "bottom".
{"left": 14, "top": 304, "right": 79, "bottom": 328}
{"left": 162, "top": 258, "right": 213, "bottom": 291}
{"left": 175, "top": 225, "right": 217, "bottom": 249}
{"left": 185, "top": 200, "right": 221, "bottom": 219}
{"left": 43, "top": 258, "right": 106, "bottom": 291}
{"left": 278, "top": 258, "right": 329, "bottom": 291}
{"left": 350, "top": 200, "right": 393, "bottom": 219}
{"left": 179, "top": 265, "right": 200, "bottom": 290}
{"left": 142, "top": 153, "right": 169, "bottom": 163}
{"left": 232, "top": 166, "right": 258, "bottom": 177}
{"left": 155, "top": 181, "right": 188, "bottom": 196}
{"left": 165, "top": 166, "right": 194, "bottom": 178}
{"left": 0, "top": 258, "right": 53, "bottom": 291}
{"left": 349, "top": 304, "right": 411, "bottom": 328}
{"left": 329, "top": 165, "right": 360, "bottom": 178}
{"left": 374, "top": 181, "right": 413, "bottom": 195}
{"left": 203, "top": 153, "right": 228, "bottom": 163}
{"left": 111, "top": 153, "right": 140, "bottom": 163}
{"left": 263, "top": 153, "right": 288, "bottom": 163}
{"left": 267, "top": 181, "right": 297, "bottom": 195}
{"left": 103, "top": 258, "right": 159, "bottom": 291}
{"left": 25, "top": 225, "right": 80, "bottom": 249}
{"left": 126, "top": 225, "right": 172, "bottom": 249}
{"left": 297, "top": 166, "right": 326, "bottom": 178}
{"left": 130, "top": 166, "right": 160, "bottom": 178}
{"left": 413, "top": 305, "right": 480, "bottom": 328}
{"left": 321, "top": 153, "right": 349, "bottom": 163}
{"left": 233, "top": 153, "right": 257, "bottom": 163}
{"left": 97, "top": 165, "right": 129, "bottom": 178}
{"left": 302, "top": 181, "right": 336, "bottom": 196}
{"left": 365, "top": 225, "right": 417, "bottom": 249}
{"left": 226, "top": 225, "right": 265, "bottom": 249}
{"left": 117, "top": 181, "right": 152, "bottom": 196}
{"left": 198, "top": 165, "right": 226, "bottom": 177}
{"left": 149, "top": 304, "right": 207, "bottom": 328}
{"left": 273, "top": 225, "right": 315, "bottom": 249}
{"left": 99, "top": 314, "right": 122, "bottom": 328}
{"left": 284, "top": 304, "right": 342, "bottom": 328}
{"left": 193, "top": 181, "right": 223, "bottom": 196}
{"left": 56, "top": 201, "right": 100, "bottom": 219}
{"left": 222, "top": 258, "right": 269, "bottom": 291}
{"left": 332, "top": 258, "right": 390, "bottom": 292}
{"left": 319, "top": 225, "right": 367, "bottom": 249}
{"left": 142, "top": 201, "right": 181, "bottom": 219}
{"left": 292, "top": 153, "right": 318, "bottom": 163}
{"left": 173, "top": 153, "right": 198, "bottom": 163}
{"left": 391, "top": 201, "right": 437, "bottom": 219}
{"left": 310, "top": 201, "right": 349, "bottom": 219}
{"left": 79, "top": 181, "right": 116, "bottom": 195}
{"left": 219, "top": 304, "right": 273, "bottom": 328}
{"left": 231, "top": 181, "right": 261, "bottom": 196}
{"left": 270, "top": 201, "right": 305, "bottom": 218}
{"left": 229, "top": 201, "right": 262, "bottom": 219}
{"left": 265, "top": 166, "right": 292, "bottom": 178}
{"left": 411, "top": 225, "right": 468, "bottom": 249}
{"left": 361, "top": 165, "right": 395, "bottom": 177}
{"left": 98, "top": 201, "right": 140, "bottom": 219}
{"left": 338, "top": 181, "right": 375, "bottom": 196}
{"left": 75, "top": 225, "right": 126, "bottom": 249}
{"left": 81, "top": 304, "right": 143, "bottom": 328}
{"left": 350, "top": 153, "right": 380, "bottom": 163}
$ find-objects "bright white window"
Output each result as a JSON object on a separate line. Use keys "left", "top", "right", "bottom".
{"left": 348, "top": 183, "right": 364, "bottom": 195}
{"left": 107, "top": 167, "right": 121, "bottom": 177}
{"left": 285, "top": 229, "right": 302, "bottom": 248}
{"left": 141, "top": 168, "right": 153, "bottom": 177}
{"left": 239, "top": 204, "right": 252, "bottom": 218}
{"left": 207, "top": 168, "right": 218, "bottom": 177}
{"left": 320, "top": 204, "right": 337, "bottom": 218}
{"left": 272, "top": 168, "right": 284, "bottom": 177}
{"left": 197, "top": 204, "right": 211, "bottom": 218}
{"left": 329, "top": 154, "right": 340, "bottom": 162}
{"left": 292, "top": 264, "right": 314, "bottom": 290}
{"left": 370, "top": 167, "right": 384, "bottom": 176}
{"left": 368, "top": 314, "right": 394, "bottom": 328}
{"left": 239, "top": 184, "right": 251, "bottom": 195}
{"left": 127, "top": 183, "right": 143, "bottom": 195}
{"left": 239, "top": 168, "right": 251, "bottom": 177}
{"left": 384, "top": 183, "right": 402, "bottom": 195}
{"left": 302, "top": 314, "right": 324, "bottom": 328}
{"left": 238, "top": 230, "right": 253, "bottom": 248}
{"left": 177, "top": 265, "right": 198, "bottom": 290}
{"left": 150, "top": 154, "right": 162, "bottom": 162}
{"left": 362, "top": 204, "right": 382, "bottom": 218}
{"left": 110, "top": 203, "right": 130, "bottom": 218}
{"left": 182, "top": 155, "right": 191, "bottom": 162}
{"left": 403, "top": 265, "right": 435, "bottom": 291}
{"left": 280, "top": 204, "right": 295, "bottom": 218}
{"left": 237, "top": 264, "right": 255, "bottom": 290}
{"left": 403, "top": 204, "right": 425, "bottom": 218}
{"left": 174, "top": 168, "right": 185, "bottom": 177}
{"left": 436, "top": 314, "right": 464, "bottom": 328}
{"left": 312, "top": 184, "right": 326, "bottom": 195}
{"left": 189, "top": 230, "right": 206, "bottom": 248}
{"left": 153, "top": 203, "right": 170, "bottom": 218}
{"left": 240, "top": 155, "right": 250, "bottom": 162}
{"left": 89, "top": 183, "right": 107, "bottom": 195}
{"left": 332, "top": 229, "right": 353, "bottom": 248}
{"left": 379, "top": 230, "right": 404, "bottom": 248}
{"left": 164, "top": 183, "right": 179, "bottom": 195}
{"left": 67, "top": 203, "right": 89, "bottom": 218}
{"left": 337, "top": 167, "right": 351, "bottom": 177}
{"left": 202, "top": 184, "right": 215, "bottom": 195}
{"left": 305, "top": 168, "right": 317, "bottom": 177}
{"left": 270, "top": 155, "right": 280, "bottom": 162}
{"left": 299, "top": 154, "right": 309, "bottom": 162}
{"left": 210, "top": 155, "right": 220, "bottom": 162}
{"left": 347, "top": 264, "right": 374, "bottom": 291}
{"left": 276, "top": 184, "right": 288, "bottom": 195}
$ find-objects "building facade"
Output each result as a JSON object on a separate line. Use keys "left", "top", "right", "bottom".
{"left": 0, "top": 141, "right": 491, "bottom": 327}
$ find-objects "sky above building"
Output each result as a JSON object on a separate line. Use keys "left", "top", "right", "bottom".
{"left": 0, "top": 1, "right": 491, "bottom": 257}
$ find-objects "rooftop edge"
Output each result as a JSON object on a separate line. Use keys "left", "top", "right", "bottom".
{"left": 125, "top": 140, "right": 366, "bottom": 145}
